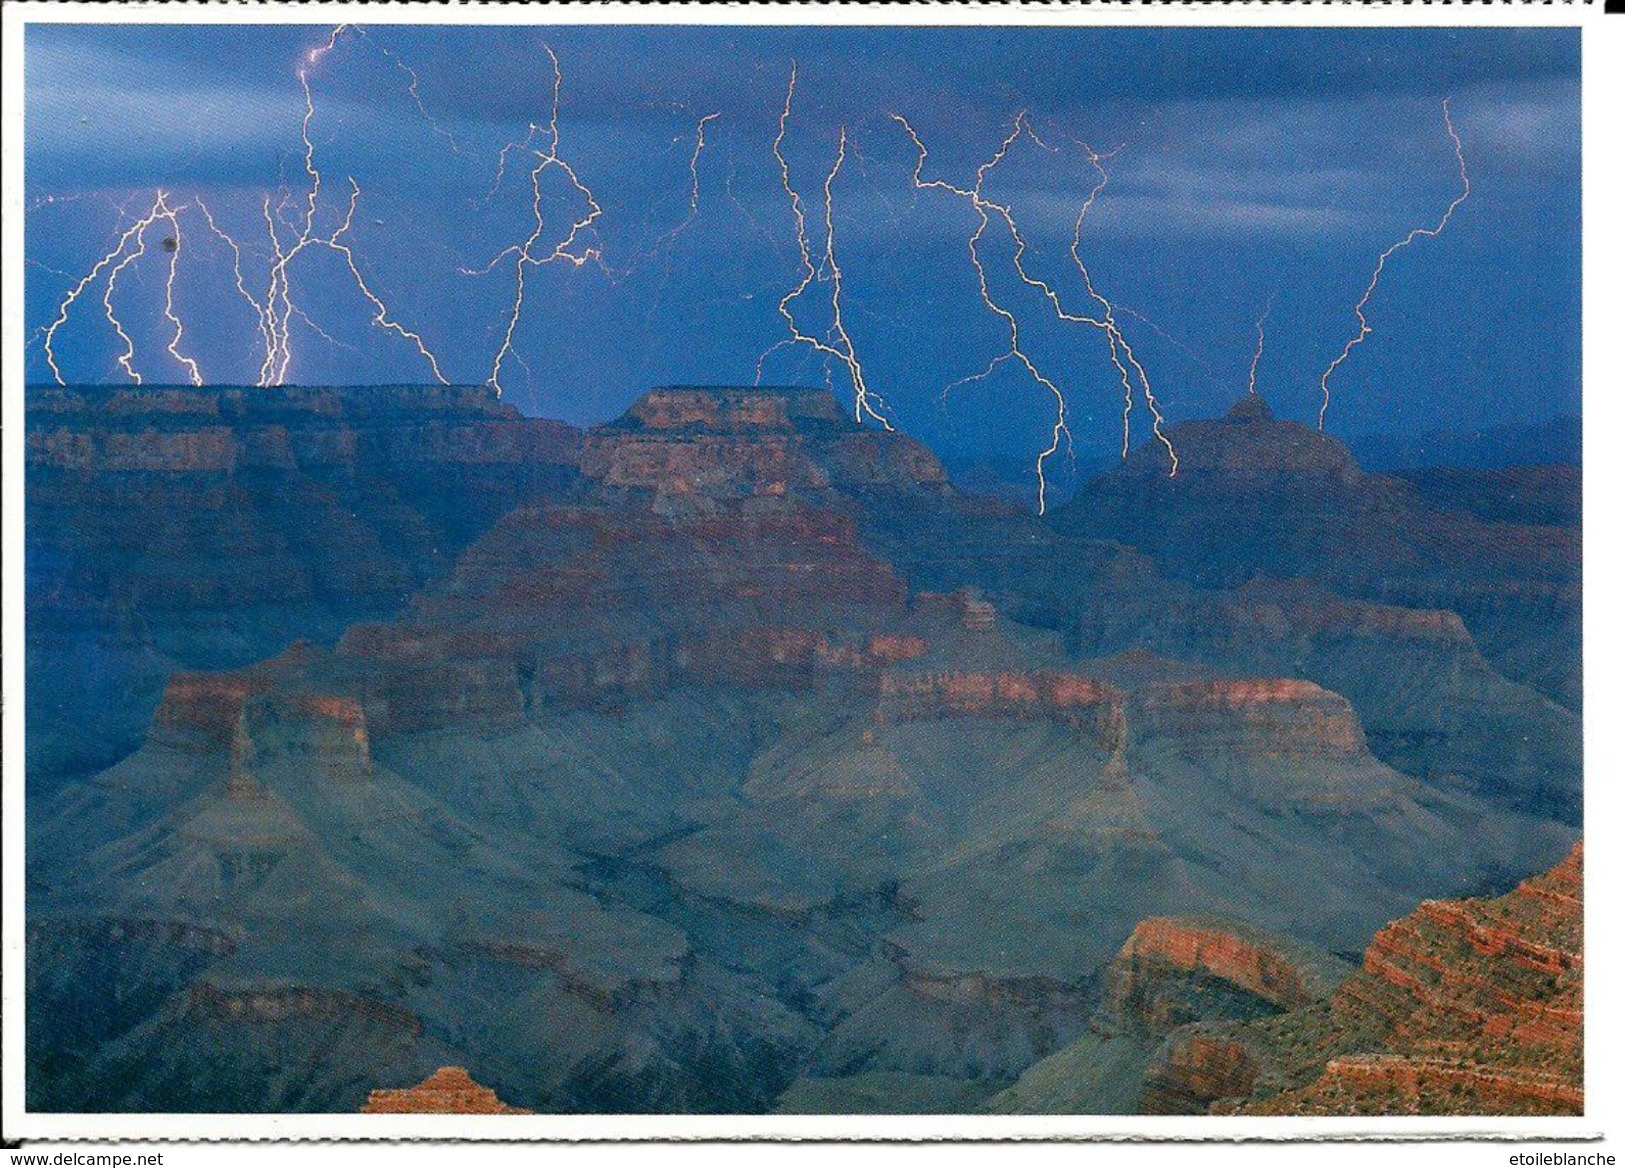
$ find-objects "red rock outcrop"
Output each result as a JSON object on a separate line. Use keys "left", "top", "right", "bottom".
{"left": 143, "top": 645, "right": 382, "bottom": 780}
{"left": 1222, "top": 842, "right": 1583, "bottom": 1115}
{"left": 580, "top": 385, "right": 952, "bottom": 505}
{"left": 153, "top": 672, "right": 276, "bottom": 749}
{"left": 1301, "top": 1055, "right": 1582, "bottom": 1115}
{"left": 362, "top": 1066, "right": 531, "bottom": 1114}
{"left": 1106, "top": 917, "right": 1347, "bottom": 1024}
{"left": 1141, "top": 1030, "right": 1259, "bottom": 1115}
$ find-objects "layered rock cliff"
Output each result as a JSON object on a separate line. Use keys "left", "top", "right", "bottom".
{"left": 982, "top": 915, "right": 1352, "bottom": 1114}
{"left": 26, "top": 384, "right": 581, "bottom": 789}
{"left": 1053, "top": 394, "right": 1581, "bottom": 714}
{"left": 1218, "top": 842, "right": 1583, "bottom": 1116}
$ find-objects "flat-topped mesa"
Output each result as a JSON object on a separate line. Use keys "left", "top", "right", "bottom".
{"left": 1118, "top": 393, "right": 1363, "bottom": 482}
{"left": 362, "top": 1066, "right": 531, "bottom": 1114}
{"left": 1125, "top": 679, "right": 1406, "bottom": 811}
{"left": 610, "top": 385, "right": 849, "bottom": 432}
{"left": 1128, "top": 678, "right": 1365, "bottom": 752}
{"left": 580, "top": 384, "right": 952, "bottom": 505}
{"left": 876, "top": 670, "right": 1121, "bottom": 738}
{"left": 26, "top": 383, "right": 581, "bottom": 474}
{"left": 1223, "top": 581, "right": 1477, "bottom": 648}
{"left": 147, "top": 645, "right": 376, "bottom": 781}
{"left": 154, "top": 672, "right": 277, "bottom": 752}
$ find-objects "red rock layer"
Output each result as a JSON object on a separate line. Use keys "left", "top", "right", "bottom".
{"left": 189, "top": 982, "right": 422, "bottom": 1036}
{"left": 1107, "top": 917, "right": 1338, "bottom": 1019}
{"left": 876, "top": 670, "right": 1119, "bottom": 737}
{"left": 374, "top": 502, "right": 910, "bottom": 717}
{"left": 1141, "top": 1031, "right": 1259, "bottom": 1115}
{"left": 1308, "top": 1055, "right": 1582, "bottom": 1115}
{"left": 149, "top": 645, "right": 380, "bottom": 775}
{"left": 1230, "top": 842, "right": 1583, "bottom": 1116}
{"left": 1127, "top": 679, "right": 1367, "bottom": 755}
{"left": 362, "top": 1066, "right": 531, "bottom": 1114}
{"left": 580, "top": 385, "right": 952, "bottom": 503}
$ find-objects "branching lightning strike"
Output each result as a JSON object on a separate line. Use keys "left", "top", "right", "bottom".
{"left": 896, "top": 113, "right": 1077, "bottom": 510}
{"left": 757, "top": 64, "right": 894, "bottom": 431}
{"left": 42, "top": 196, "right": 163, "bottom": 386}
{"left": 44, "top": 190, "right": 212, "bottom": 387}
{"left": 468, "top": 44, "right": 608, "bottom": 400}
{"left": 894, "top": 111, "right": 1175, "bottom": 512}
{"left": 1317, "top": 98, "right": 1470, "bottom": 431}
{"left": 159, "top": 198, "right": 204, "bottom": 387}
{"left": 1061, "top": 139, "right": 1177, "bottom": 472}
{"left": 257, "top": 41, "right": 450, "bottom": 387}
{"left": 43, "top": 23, "right": 453, "bottom": 389}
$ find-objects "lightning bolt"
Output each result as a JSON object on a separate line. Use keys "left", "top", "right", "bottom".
{"left": 253, "top": 34, "right": 449, "bottom": 387}
{"left": 893, "top": 113, "right": 1074, "bottom": 510}
{"left": 194, "top": 196, "right": 276, "bottom": 373}
{"left": 469, "top": 44, "right": 607, "bottom": 401}
{"left": 259, "top": 196, "right": 295, "bottom": 385}
{"left": 1318, "top": 97, "right": 1470, "bottom": 431}
{"left": 52, "top": 190, "right": 203, "bottom": 387}
{"left": 823, "top": 128, "right": 895, "bottom": 429}
{"left": 100, "top": 195, "right": 166, "bottom": 384}
{"left": 758, "top": 65, "right": 894, "bottom": 431}
{"left": 41, "top": 189, "right": 286, "bottom": 385}
{"left": 895, "top": 112, "right": 1174, "bottom": 511}
{"left": 1247, "top": 291, "right": 1277, "bottom": 397}
{"left": 1061, "top": 139, "right": 1177, "bottom": 473}
{"left": 159, "top": 196, "right": 204, "bottom": 386}
{"left": 42, "top": 196, "right": 166, "bottom": 386}
{"left": 307, "top": 23, "right": 345, "bottom": 68}
{"left": 688, "top": 113, "right": 721, "bottom": 218}
{"left": 328, "top": 179, "right": 450, "bottom": 384}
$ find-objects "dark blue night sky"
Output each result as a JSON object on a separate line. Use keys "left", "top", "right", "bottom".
{"left": 24, "top": 23, "right": 1580, "bottom": 468}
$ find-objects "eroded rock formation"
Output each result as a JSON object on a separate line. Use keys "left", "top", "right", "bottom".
{"left": 362, "top": 1066, "right": 531, "bottom": 1114}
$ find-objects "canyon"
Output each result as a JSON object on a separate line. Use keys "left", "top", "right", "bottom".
{"left": 24, "top": 382, "right": 1581, "bottom": 1115}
